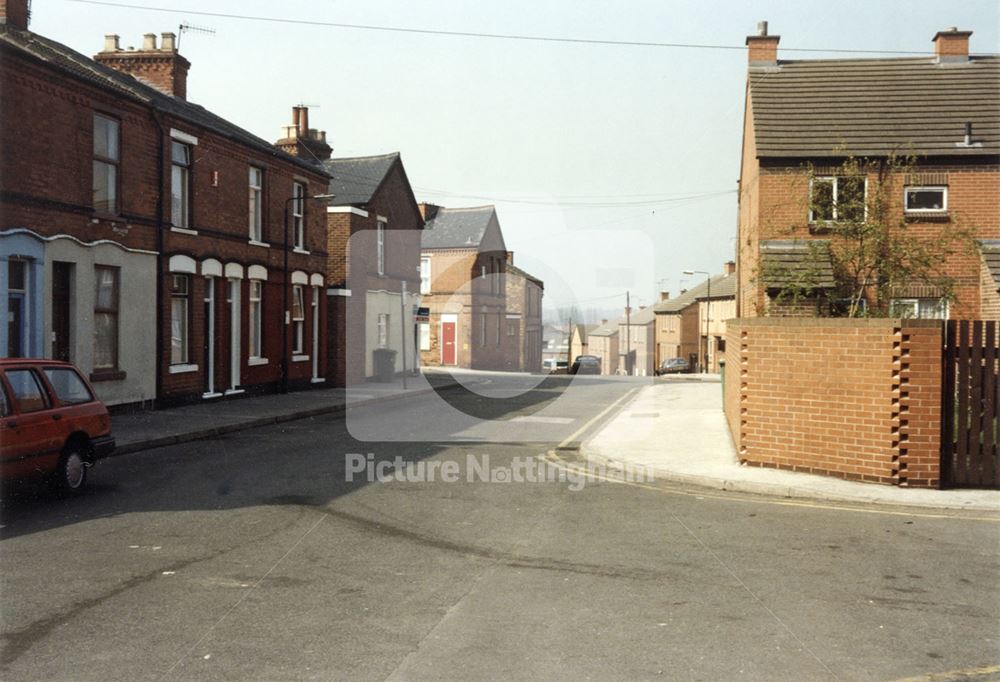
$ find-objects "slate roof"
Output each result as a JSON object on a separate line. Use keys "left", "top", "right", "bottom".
{"left": 653, "top": 273, "right": 736, "bottom": 314}
{"left": 322, "top": 153, "right": 398, "bottom": 206}
{"left": 748, "top": 56, "right": 1000, "bottom": 158}
{"left": 0, "top": 24, "right": 326, "bottom": 177}
{"left": 759, "top": 240, "right": 837, "bottom": 290}
{"left": 980, "top": 240, "right": 1000, "bottom": 290}
{"left": 421, "top": 206, "right": 496, "bottom": 249}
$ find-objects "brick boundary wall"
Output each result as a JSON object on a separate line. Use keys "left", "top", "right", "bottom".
{"left": 723, "top": 318, "right": 943, "bottom": 487}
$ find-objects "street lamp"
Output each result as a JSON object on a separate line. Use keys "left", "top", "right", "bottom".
{"left": 281, "top": 192, "right": 336, "bottom": 393}
{"left": 683, "top": 269, "right": 711, "bottom": 373}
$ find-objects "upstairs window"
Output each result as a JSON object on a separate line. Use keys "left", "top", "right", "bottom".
{"left": 171, "top": 142, "right": 192, "bottom": 228}
{"left": 904, "top": 187, "right": 947, "bottom": 213}
{"left": 93, "top": 114, "right": 119, "bottom": 214}
{"left": 292, "top": 182, "right": 305, "bottom": 250}
{"left": 810, "top": 176, "right": 866, "bottom": 223}
{"left": 420, "top": 257, "right": 431, "bottom": 294}
{"left": 249, "top": 167, "right": 264, "bottom": 242}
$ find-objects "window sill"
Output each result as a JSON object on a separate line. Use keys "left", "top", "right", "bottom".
{"left": 224, "top": 388, "right": 245, "bottom": 396}
{"left": 90, "top": 369, "right": 127, "bottom": 383}
{"left": 904, "top": 212, "right": 950, "bottom": 223}
{"left": 292, "top": 354, "right": 309, "bottom": 362}
{"left": 248, "top": 239, "right": 271, "bottom": 248}
{"left": 310, "top": 377, "right": 326, "bottom": 384}
{"left": 169, "top": 363, "right": 199, "bottom": 374}
{"left": 202, "top": 391, "right": 224, "bottom": 399}
{"left": 248, "top": 357, "right": 269, "bottom": 366}
{"left": 171, "top": 226, "right": 198, "bottom": 235}
{"left": 292, "top": 247, "right": 310, "bottom": 255}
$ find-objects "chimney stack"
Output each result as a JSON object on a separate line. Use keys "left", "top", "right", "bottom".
{"left": 274, "top": 105, "right": 332, "bottom": 161}
{"left": 0, "top": 0, "right": 30, "bottom": 30}
{"left": 933, "top": 27, "right": 972, "bottom": 61}
{"left": 418, "top": 203, "right": 441, "bottom": 222}
{"left": 746, "top": 20, "right": 780, "bottom": 66}
{"left": 601, "top": 319, "right": 608, "bottom": 325}
{"left": 724, "top": 260, "right": 736, "bottom": 275}
{"left": 659, "top": 291, "right": 670, "bottom": 302}
{"left": 94, "top": 31, "right": 190, "bottom": 99}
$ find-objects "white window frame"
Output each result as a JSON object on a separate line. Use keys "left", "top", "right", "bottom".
{"left": 249, "top": 279, "right": 264, "bottom": 360}
{"left": 171, "top": 141, "right": 192, "bottom": 230}
{"left": 420, "top": 257, "right": 431, "bottom": 294}
{"left": 377, "top": 313, "right": 389, "bottom": 349}
{"left": 809, "top": 176, "right": 868, "bottom": 223}
{"left": 890, "top": 297, "right": 949, "bottom": 320}
{"left": 419, "top": 322, "right": 431, "bottom": 351}
{"left": 292, "top": 181, "right": 305, "bottom": 250}
{"left": 93, "top": 113, "right": 120, "bottom": 215}
{"left": 904, "top": 186, "right": 948, "bottom": 213}
{"left": 376, "top": 219, "right": 386, "bottom": 276}
{"left": 291, "top": 284, "right": 305, "bottom": 354}
{"left": 249, "top": 166, "right": 264, "bottom": 242}
{"left": 170, "top": 274, "right": 190, "bottom": 365}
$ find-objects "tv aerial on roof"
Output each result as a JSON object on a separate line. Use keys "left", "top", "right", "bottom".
{"left": 177, "top": 23, "right": 216, "bottom": 49}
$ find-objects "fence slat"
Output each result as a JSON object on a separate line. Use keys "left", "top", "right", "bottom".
{"left": 969, "top": 322, "right": 984, "bottom": 484}
{"left": 955, "top": 321, "right": 971, "bottom": 485}
{"left": 988, "top": 321, "right": 1000, "bottom": 487}
{"left": 941, "top": 320, "right": 957, "bottom": 486}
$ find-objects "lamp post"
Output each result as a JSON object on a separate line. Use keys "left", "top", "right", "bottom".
{"left": 683, "top": 269, "right": 710, "bottom": 373}
{"left": 281, "top": 192, "right": 335, "bottom": 393}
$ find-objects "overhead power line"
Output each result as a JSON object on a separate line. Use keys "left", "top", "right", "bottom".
{"left": 61, "top": 0, "right": 944, "bottom": 56}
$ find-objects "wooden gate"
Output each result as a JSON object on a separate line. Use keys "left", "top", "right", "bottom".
{"left": 942, "top": 320, "right": 1000, "bottom": 489}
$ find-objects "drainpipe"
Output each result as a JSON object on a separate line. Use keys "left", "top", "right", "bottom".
{"left": 150, "top": 103, "right": 166, "bottom": 406}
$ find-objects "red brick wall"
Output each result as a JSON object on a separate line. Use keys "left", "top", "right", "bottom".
{"left": 724, "top": 318, "right": 943, "bottom": 487}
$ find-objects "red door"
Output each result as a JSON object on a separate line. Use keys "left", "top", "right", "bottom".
{"left": 441, "top": 322, "right": 456, "bottom": 365}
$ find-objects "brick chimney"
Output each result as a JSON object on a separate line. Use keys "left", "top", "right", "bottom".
{"left": 724, "top": 260, "right": 736, "bottom": 275}
{"left": 418, "top": 203, "right": 441, "bottom": 222}
{"left": 601, "top": 319, "right": 608, "bottom": 325}
{"left": 95, "top": 32, "right": 190, "bottom": 99}
{"left": 659, "top": 291, "right": 670, "bottom": 302}
{"left": 1, "top": 0, "right": 30, "bottom": 30}
{"left": 275, "top": 105, "right": 333, "bottom": 161}
{"left": 746, "top": 20, "right": 779, "bottom": 66}
{"left": 933, "top": 27, "right": 972, "bottom": 62}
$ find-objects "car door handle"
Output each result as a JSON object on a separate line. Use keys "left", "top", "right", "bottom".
{"left": 52, "top": 414, "right": 62, "bottom": 421}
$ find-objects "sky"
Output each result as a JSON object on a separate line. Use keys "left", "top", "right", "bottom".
{"left": 30, "top": 0, "right": 1000, "bottom": 322}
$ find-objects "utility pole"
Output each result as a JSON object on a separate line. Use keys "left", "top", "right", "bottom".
{"left": 400, "top": 279, "right": 408, "bottom": 390}
{"left": 625, "top": 290, "right": 631, "bottom": 376}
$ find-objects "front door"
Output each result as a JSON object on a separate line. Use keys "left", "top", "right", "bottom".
{"left": 441, "top": 321, "right": 456, "bottom": 365}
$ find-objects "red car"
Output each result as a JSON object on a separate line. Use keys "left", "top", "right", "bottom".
{"left": 0, "top": 359, "right": 115, "bottom": 494}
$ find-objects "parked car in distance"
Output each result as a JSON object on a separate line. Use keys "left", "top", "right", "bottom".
{"left": 0, "top": 359, "right": 115, "bottom": 494}
{"left": 569, "top": 355, "right": 601, "bottom": 375}
{"left": 656, "top": 357, "right": 690, "bottom": 376}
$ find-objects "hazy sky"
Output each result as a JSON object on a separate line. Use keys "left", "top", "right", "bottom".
{"left": 31, "top": 0, "right": 999, "bottom": 319}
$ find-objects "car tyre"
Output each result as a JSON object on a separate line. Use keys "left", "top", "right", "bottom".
{"left": 51, "top": 442, "right": 88, "bottom": 495}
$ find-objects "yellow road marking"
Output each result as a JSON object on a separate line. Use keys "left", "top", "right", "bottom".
{"left": 542, "top": 450, "right": 1000, "bottom": 523}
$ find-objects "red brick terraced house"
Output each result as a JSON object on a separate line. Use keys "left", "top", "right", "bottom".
{"left": 0, "top": 4, "right": 330, "bottom": 406}
{"left": 274, "top": 111, "right": 425, "bottom": 387}
{"left": 737, "top": 23, "right": 1000, "bottom": 319}
{"left": 418, "top": 204, "right": 509, "bottom": 370}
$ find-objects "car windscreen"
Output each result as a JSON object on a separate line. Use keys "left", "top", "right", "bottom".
{"left": 43, "top": 367, "right": 94, "bottom": 405}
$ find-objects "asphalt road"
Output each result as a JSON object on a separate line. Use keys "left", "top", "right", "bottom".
{"left": 1, "top": 374, "right": 998, "bottom": 682}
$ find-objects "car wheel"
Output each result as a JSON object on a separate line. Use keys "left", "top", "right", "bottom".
{"left": 51, "top": 443, "right": 88, "bottom": 495}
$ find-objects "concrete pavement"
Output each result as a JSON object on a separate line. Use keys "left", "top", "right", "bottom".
{"left": 583, "top": 380, "right": 1000, "bottom": 512}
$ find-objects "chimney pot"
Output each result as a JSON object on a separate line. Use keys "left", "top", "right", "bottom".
{"left": 142, "top": 33, "right": 157, "bottom": 50}
{"left": 103, "top": 34, "right": 120, "bottom": 52}
{"left": 160, "top": 32, "right": 176, "bottom": 51}
{"left": 757, "top": 21, "right": 768, "bottom": 36}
